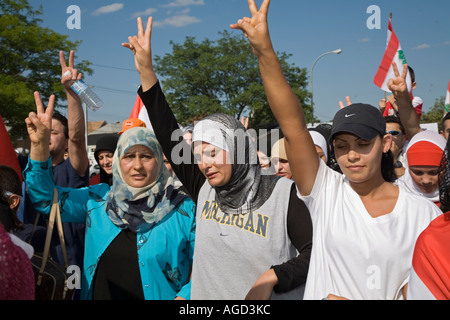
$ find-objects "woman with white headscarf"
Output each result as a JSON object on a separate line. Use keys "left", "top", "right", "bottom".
{"left": 309, "top": 130, "right": 329, "bottom": 164}
{"left": 396, "top": 130, "right": 446, "bottom": 206}
{"left": 123, "top": 16, "right": 312, "bottom": 300}
{"left": 24, "top": 93, "right": 196, "bottom": 300}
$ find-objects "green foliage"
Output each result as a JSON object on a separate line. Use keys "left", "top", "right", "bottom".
{"left": 0, "top": 0, "right": 92, "bottom": 138}
{"left": 421, "top": 96, "right": 446, "bottom": 131}
{"left": 154, "top": 30, "right": 312, "bottom": 128}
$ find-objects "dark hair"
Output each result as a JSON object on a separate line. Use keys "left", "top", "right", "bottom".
{"left": 52, "top": 111, "right": 69, "bottom": 139}
{"left": 384, "top": 115, "right": 405, "bottom": 134}
{"left": 0, "top": 184, "right": 8, "bottom": 206}
{"left": 408, "top": 66, "right": 416, "bottom": 83}
{"left": 0, "top": 165, "right": 22, "bottom": 196}
{"left": 0, "top": 169, "right": 23, "bottom": 230}
{"left": 441, "top": 112, "right": 450, "bottom": 132}
{"left": 439, "top": 137, "right": 450, "bottom": 213}
{"left": 381, "top": 150, "right": 397, "bottom": 183}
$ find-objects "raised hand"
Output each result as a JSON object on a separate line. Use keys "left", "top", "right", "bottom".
{"left": 387, "top": 62, "right": 421, "bottom": 138}
{"left": 230, "top": 0, "right": 272, "bottom": 57}
{"left": 122, "top": 17, "right": 153, "bottom": 75}
{"left": 25, "top": 92, "right": 55, "bottom": 161}
{"left": 240, "top": 116, "right": 249, "bottom": 129}
{"left": 60, "top": 50, "right": 82, "bottom": 89}
{"left": 388, "top": 62, "right": 409, "bottom": 99}
{"left": 338, "top": 96, "right": 352, "bottom": 109}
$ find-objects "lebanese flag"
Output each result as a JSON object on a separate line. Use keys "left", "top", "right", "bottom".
{"left": 374, "top": 18, "right": 412, "bottom": 93}
{"left": 0, "top": 114, "right": 22, "bottom": 182}
{"left": 407, "top": 213, "right": 450, "bottom": 300}
{"left": 445, "top": 80, "right": 450, "bottom": 113}
{"left": 129, "top": 95, "right": 153, "bottom": 132}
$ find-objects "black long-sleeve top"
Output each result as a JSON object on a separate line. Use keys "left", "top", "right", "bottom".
{"left": 138, "top": 82, "right": 312, "bottom": 293}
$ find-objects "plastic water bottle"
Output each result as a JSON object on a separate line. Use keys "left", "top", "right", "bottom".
{"left": 70, "top": 79, "right": 104, "bottom": 111}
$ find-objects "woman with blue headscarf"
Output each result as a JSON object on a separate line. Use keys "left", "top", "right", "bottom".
{"left": 23, "top": 92, "right": 196, "bottom": 300}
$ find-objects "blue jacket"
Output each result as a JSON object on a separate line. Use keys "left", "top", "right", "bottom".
{"left": 24, "top": 158, "right": 196, "bottom": 300}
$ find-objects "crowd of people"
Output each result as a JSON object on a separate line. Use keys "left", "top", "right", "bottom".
{"left": 1, "top": 0, "right": 449, "bottom": 300}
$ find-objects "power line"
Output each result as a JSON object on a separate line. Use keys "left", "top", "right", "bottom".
{"left": 92, "top": 85, "right": 137, "bottom": 95}
{"left": 91, "top": 63, "right": 136, "bottom": 72}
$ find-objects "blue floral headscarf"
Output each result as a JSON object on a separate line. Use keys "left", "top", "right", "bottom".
{"left": 105, "top": 127, "right": 187, "bottom": 233}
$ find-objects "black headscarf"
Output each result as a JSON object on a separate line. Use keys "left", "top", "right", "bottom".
{"left": 192, "top": 113, "right": 280, "bottom": 215}
{"left": 94, "top": 134, "right": 119, "bottom": 186}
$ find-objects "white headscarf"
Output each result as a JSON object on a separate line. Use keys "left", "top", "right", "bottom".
{"left": 309, "top": 130, "right": 328, "bottom": 162}
{"left": 396, "top": 130, "right": 446, "bottom": 203}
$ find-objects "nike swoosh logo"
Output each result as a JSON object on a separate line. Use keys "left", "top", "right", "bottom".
{"left": 220, "top": 233, "right": 229, "bottom": 237}
{"left": 345, "top": 114, "right": 356, "bottom": 118}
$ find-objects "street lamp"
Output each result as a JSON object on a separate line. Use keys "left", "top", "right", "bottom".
{"left": 309, "top": 49, "right": 342, "bottom": 124}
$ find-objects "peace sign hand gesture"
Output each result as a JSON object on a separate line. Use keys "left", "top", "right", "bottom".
{"left": 388, "top": 62, "right": 409, "bottom": 100}
{"left": 60, "top": 50, "right": 82, "bottom": 90}
{"left": 122, "top": 17, "right": 153, "bottom": 71}
{"left": 230, "top": 0, "right": 272, "bottom": 58}
{"left": 122, "top": 17, "right": 156, "bottom": 91}
{"left": 25, "top": 92, "right": 55, "bottom": 161}
{"left": 338, "top": 96, "right": 352, "bottom": 109}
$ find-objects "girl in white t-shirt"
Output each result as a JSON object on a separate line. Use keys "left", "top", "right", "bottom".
{"left": 231, "top": 0, "right": 442, "bottom": 300}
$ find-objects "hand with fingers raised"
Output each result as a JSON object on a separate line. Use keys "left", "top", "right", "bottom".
{"left": 387, "top": 62, "right": 421, "bottom": 138}
{"left": 230, "top": 0, "right": 273, "bottom": 58}
{"left": 338, "top": 96, "right": 353, "bottom": 109}
{"left": 25, "top": 92, "right": 55, "bottom": 162}
{"left": 388, "top": 62, "right": 410, "bottom": 101}
{"left": 122, "top": 17, "right": 156, "bottom": 91}
{"left": 60, "top": 50, "right": 83, "bottom": 90}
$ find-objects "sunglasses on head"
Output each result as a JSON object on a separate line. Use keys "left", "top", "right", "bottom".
{"left": 387, "top": 130, "right": 401, "bottom": 136}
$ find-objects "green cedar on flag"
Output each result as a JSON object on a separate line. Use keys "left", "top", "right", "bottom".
{"left": 374, "top": 17, "right": 413, "bottom": 93}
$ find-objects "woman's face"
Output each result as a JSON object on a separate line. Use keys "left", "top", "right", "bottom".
{"left": 272, "top": 157, "right": 292, "bottom": 179}
{"left": 333, "top": 133, "right": 391, "bottom": 184}
{"left": 408, "top": 166, "right": 440, "bottom": 194}
{"left": 193, "top": 141, "right": 233, "bottom": 187}
{"left": 97, "top": 151, "right": 114, "bottom": 174}
{"left": 120, "top": 145, "right": 158, "bottom": 188}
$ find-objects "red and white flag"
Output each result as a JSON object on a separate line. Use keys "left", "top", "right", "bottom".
{"left": 129, "top": 95, "right": 153, "bottom": 131}
{"left": 407, "top": 214, "right": 450, "bottom": 300}
{"left": 445, "top": 80, "right": 450, "bottom": 113}
{"left": 374, "top": 18, "right": 412, "bottom": 93}
{"left": 128, "top": 95, "right": 184, "bottom": 132}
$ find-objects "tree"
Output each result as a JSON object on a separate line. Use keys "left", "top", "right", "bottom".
{"left": 0, "top": 0, "right": 92, "bottom": 139}
{"left": 153, "top": 30, "right": 313, "bottom": 128}
{"left": 421, "top": 96, "right": 446, "bottom": 131}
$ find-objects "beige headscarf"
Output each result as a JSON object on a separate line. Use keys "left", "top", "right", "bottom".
{"left": 271, "top": 138, "right": 288, "bottom": 161}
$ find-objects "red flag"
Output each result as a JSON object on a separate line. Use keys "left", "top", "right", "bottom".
{"left": 0, "top": 114, "right": 22, "bottom": 182}
{"left": 408, "top": 214, "right": 450, "bottom": 300}
{"left": 374, "top": 18, "right": 412, "bottom": 93}
{"left": 129, "top": 95, "right": 153, "bottom": 131}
